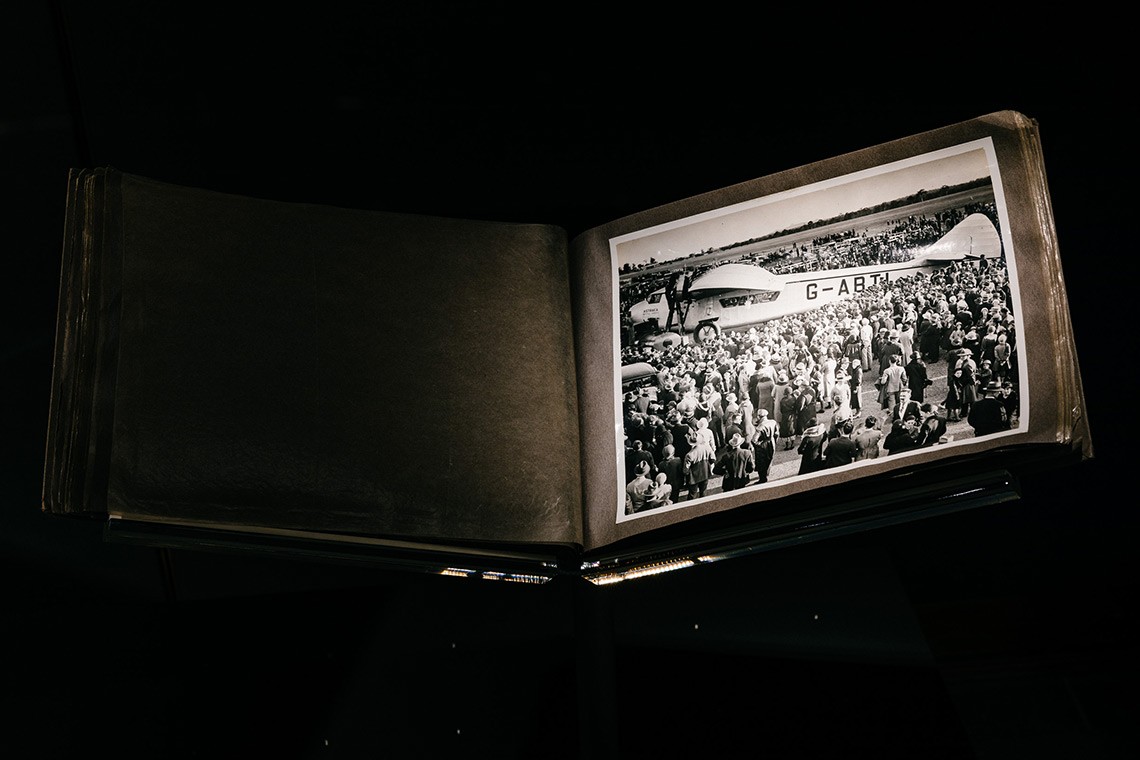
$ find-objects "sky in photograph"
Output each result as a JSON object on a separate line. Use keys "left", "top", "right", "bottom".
{"left": 613, "top": 145, "right": 993, "bottom": 269}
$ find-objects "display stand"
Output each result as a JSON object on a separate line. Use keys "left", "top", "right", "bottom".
{"left": 103, "top": 458, "right": 1040, "bottom": 586}
{"left": 578, "top": 467, "right": 1021, "bottom": 585}
{"left": 103, "top": 518, "right": 570, "bottom": 585}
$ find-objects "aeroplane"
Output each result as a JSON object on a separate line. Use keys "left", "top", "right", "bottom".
{"left": 626, "top": 212, "right": 1002, "bottom": 345}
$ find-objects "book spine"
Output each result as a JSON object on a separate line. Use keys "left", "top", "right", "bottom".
{"left": 42, "top": 168, "right": 87, "bottom": 514}
{"left": 42, "top": 167, "right": 119, "bottom": 515}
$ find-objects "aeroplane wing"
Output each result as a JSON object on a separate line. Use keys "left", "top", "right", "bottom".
{"left": 684, "top": 263, "right": 783, "bottom": 298}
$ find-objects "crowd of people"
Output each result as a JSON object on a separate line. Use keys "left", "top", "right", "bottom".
{"left": 623, "top": 254, "right": 1021, "bottom": 515}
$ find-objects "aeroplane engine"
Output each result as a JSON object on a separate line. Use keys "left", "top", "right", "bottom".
{"left": 642, "top": 331, "right": 685, "bottom": 350}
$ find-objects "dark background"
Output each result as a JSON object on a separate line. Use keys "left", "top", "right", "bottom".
{"left": 3, "top": 4, "right": 1135, "bottom": 758}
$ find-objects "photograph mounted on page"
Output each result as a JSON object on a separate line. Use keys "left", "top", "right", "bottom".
{"left": 611, "top": 138, "right": 1028, "bottom": 521}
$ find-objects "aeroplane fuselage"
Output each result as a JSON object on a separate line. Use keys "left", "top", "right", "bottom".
{"left": 626, "top": 212, "right": 1001, "bottom": 344}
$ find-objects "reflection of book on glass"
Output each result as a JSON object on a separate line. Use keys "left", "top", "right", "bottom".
{"left": 43, "top": 111, "right": 1092, "bottom": 582}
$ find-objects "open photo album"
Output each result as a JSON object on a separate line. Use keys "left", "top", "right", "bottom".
{"left": 43, "top": 111, "right": 1091, "bottom": 582}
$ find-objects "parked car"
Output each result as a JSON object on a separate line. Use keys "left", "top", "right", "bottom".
{"left": 621, "top": 361, "right": 660, "bottom": 397}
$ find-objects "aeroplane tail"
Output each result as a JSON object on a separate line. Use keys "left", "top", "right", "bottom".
{"left": 917, "top": 213, "right": 1002, "bottom": 262}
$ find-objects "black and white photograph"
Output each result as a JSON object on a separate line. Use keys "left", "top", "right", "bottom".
{"left": 612, "top": 140, "right": 1026, "bottom": 520}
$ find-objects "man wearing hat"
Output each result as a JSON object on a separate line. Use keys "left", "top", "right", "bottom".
{"left": 633, "top": 386, "right": 653, "bottom": 415}
{"left": 721, "top": 410, "right": 744, "bottom": 450}
{"left": 975, "top": 357, "right": 994, "bottom": 391}
{"left": 877, "top": 353, "right": 908, "bottom": 410}
{"left": 715, "top": 432, "right": 755, "bottom": 492}
{"left": 916, "top": 403, "right": 948, "bottom": 447}
{"left": 967, "top": 381, "right": 1011, "bottom": 437}
{"left": 656, "top": 375, "right": 679, "bottom": 408}
{"left": 848, "top": 359, "right": 863, "bottom": 415}
{"left": 859, "top": 317, "right": 874, "bottom": 369}
{"left": 904, "top": 351, "right": 931, "bottom": 403}
{"left": 737, "top": 391, "right": 756, "bottom": 441}
{"left": 753, "top": 407, "right": 779, "bottom": 443}
{"left": 644, "top": 472, "right": 674, "bottom": 510}
{"left": 890, "top": 386, "right": 922, "bottom": 425}
{"left": 675, "top": 389, "right": 698, "bottom": 421}
{"left": 824, "top": 419, "right": 858, "bottom": 468}
{"left": 796, "top": 413, "right": 828, "bottom": 475}
{"left": 664, "top": 267, "right": 690, "bottom": 333}
{"left": 624, "top": 460, "right": 655, "bottom": 514}
{"left": 625, "top": 439, "right": 656, "bottom": 484}
{"left": 898, "top": 319, "right": 915, "bottom": 360}
{"left": 878, "top": 328, "right": 904, "bottom": 376}
{"left": 993, "top": 331, "right": 1013, "bottom": 383}
{"left": 950, "top": 347, "right": 979, "bottom": 420}
{"left": 683, "top": 431, "right": 716, "bottom": 501}
{"left": 947, "top": 322, "right": 966, "bottom": 354}
{"left": 722, "top": 392, "right": 739, "bottom": 423}
{"left": 918, "top": 310, "right": 941, "bottom": 363}
{"left": 669, "top": 410, "right": 692, "bottom": 463}
{"left": 998, "top": 380, "right": 1020, "bottom": 425}
{"left": 751, "top": 409, "right": 778, "bottom": 481}
{"left": 842, "top": 325, "right": 863, "bottom": 366}
{"left": 853, "top": 415, "right": 883, "bottom": 460}
{"left": 657, "top": 444, "right": 685, "bottom": 504}
{"left": 880, "top": 308, "right": 897, "bottom": 335}
{"left": 772, "top": 369, "right": 791, "bottom": 429}
{"left": 871, "top": 328, "right": 890, "bottom": 374}
{"left": 778, "top": 384, "right": 798, "bottom": 448}
{"left": 795, "top": 377, "right": 818, "bottom": 442}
